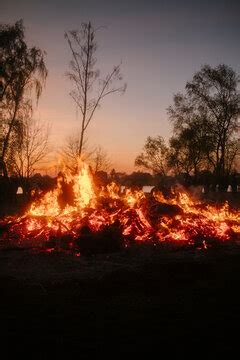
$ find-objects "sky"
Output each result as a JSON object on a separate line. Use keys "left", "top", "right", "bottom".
{"left": 1, "top": 0, "right": 240, "bottom": 174}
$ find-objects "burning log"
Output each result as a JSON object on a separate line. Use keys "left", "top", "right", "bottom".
{"left": 141, "top": 195, "right": 183, "bottom": 226}
{"left": 76, "top": 221, "right": 124, "bottom": 255}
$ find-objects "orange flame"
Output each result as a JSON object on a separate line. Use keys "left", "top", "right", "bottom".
{"left": 1, "top": 161, "right": 240, "bottom": 252}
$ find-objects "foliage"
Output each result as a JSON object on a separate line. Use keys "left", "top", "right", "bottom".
{"left": 168, "top": 120, "right": 213, "bottom": 176}
{"left": 0, "top": 20, "right": 47, "bottom": 177}
{"left": 168, "top": 64, "right": 240, "bottom": 178}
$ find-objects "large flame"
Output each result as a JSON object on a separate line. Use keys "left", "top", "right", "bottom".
{"left": 0, "top": 161, "right": 240, "bottom": 253}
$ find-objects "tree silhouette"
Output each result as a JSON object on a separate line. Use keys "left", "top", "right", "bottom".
{"left": 135, "top": 136, "right": 169, "bottom": 175}
{"left": 65, "top": 22, "right": 126, "bottom": 158}
{"left": 168, "top": 64, "right": 240, "bottom": 181}
{"left": 90, "top": 145, "right": 111, "bottom": 173}
{"left": 0, "top": 20, "right": 47, "bottom": 178}
{"left": 168, "top": 120, "right": 213, "bottom": 177}
{"left": 11, "top": 117, "right": 50, "bottom": 195}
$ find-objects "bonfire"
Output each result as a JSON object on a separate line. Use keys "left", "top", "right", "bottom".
{"left": 0, "top": 161, "right": 240, "bottom": 254}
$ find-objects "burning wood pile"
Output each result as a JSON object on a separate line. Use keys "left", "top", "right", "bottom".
{"left": 0, "top": 162, "right": 240, "bottom": 255}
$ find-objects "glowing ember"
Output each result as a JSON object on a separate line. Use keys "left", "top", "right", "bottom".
{"left": 0, "top": 161, "right": 240, "bottom": 253}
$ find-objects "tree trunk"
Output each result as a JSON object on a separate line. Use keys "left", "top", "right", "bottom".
{"left": 0, "top": 99, "right": 20, "bottom": 178}
{"left": 0, "top": 158, "right": 8, "bottom": 178}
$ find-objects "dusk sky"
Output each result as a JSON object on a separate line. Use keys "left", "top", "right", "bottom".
{"left": 1, "top": 0, "right": 240, "bottom": 174}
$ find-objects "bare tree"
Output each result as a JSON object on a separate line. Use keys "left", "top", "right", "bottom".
{"left": 65, "top": 22, "right": 126, "bottom": 158}
{"left": 11, "top": 117, "right": 49, "bottom": 193}
{"left": 135, "top": 136, "right": 170, "bottom": 175}
{"left": 61, "top": 131, "right": 92, "bottom": 170}
{"left": 90, "top": 145, "right": 111, "bottom": 173}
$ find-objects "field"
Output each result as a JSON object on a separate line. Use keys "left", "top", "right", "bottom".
{"left": 1, "top": 245, "right": 240, "bottom": 358}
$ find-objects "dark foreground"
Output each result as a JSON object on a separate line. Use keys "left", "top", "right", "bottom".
{"left": 1, "top": 246, "right": 240, "bottom": 358}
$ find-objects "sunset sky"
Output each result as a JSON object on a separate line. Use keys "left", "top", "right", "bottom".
{"left": 1, "top": 0, "right": 240, "bottom": 174}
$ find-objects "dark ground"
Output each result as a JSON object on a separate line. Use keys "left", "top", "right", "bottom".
{"left": 1, "top": 246, "right": 240, "bottom": 358}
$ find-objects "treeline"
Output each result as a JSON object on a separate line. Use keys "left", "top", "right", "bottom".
{"left": 22, "top": 168, "right": 239, "bottom": 193}
{"left": 0, "top": 20, "right": 49, "bottom": 197}
{"left": 136, "top": 64, "right": 240, "bottom": 191}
